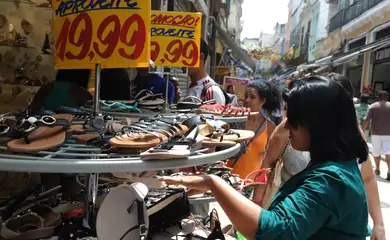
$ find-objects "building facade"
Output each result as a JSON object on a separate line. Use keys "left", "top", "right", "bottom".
{"left": 227, "top": 0, "right": 244, "bottom": 45}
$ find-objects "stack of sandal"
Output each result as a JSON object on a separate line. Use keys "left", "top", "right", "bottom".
{"left": 197, "top": 104, "right": 258, "bottom": 117}
{"left": 199, "top": 119, "right": 254, "bottom": 148}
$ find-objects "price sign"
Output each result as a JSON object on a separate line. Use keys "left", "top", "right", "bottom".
{"left": 151, "top": 11, "right": 202, "bottom": 67}
{"left": 52, "top": 0, "right": 151, "bottom": 69}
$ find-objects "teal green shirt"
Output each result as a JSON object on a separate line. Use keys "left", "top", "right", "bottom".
{"left": 256, "top": 161, "right": 371, "bottom": 239}
{"left": 43, "top": 81, "right": 79, "bottom": 111}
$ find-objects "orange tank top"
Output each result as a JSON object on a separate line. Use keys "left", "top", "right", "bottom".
{"left": 227, "top": 126, "right": 268, "bottom": 179}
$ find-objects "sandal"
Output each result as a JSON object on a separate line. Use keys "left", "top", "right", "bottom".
{"left": 221, "top": 104, "right": 258, "bottom": 117}
{"left": 7, "top": 114, "right": 72, "bottom": 153}
{"left": 175, "top": 96, "right": 216, "bottom": 110}
{"left": 140, "top": 125, "right": 203, "bottom": 160}
{"left": 125, "top": 90, "right": 165, "bottom": 109}
{"left": 109, "top": 124, "right": 170, "bottom": 149}
{"left": 1, "top": 204, "right": 62, "bottom": 240}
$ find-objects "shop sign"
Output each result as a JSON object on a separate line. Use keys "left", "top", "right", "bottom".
{"left": 216, "top": 66, "right": 229, "bottom": 75}
{"left": 222, "top": 76, "right": 249, "bottom": 101}
{"left": 151, "top": 11, "right": 202, "bottom": 67}
{"left": 52, "top": 0, "right": 151, "bottom": 69}
{"left": 375, "top": 47, "right": 390, "bottom": 61}
{"left": 294, "top": 47, "right": 301, "bottom": 59}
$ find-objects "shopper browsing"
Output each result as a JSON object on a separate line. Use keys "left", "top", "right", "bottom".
{"left": 132, "top": 67, "right": 175, "bottom": 104}
{"left": 161, "top": 77, "right": 371, "bottom": 240}
{"left": 187, "top": 40, "right": 226, "bottom": 105}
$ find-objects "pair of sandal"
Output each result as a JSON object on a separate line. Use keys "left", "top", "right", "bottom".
{"left": 0, "top": 113, "right": 72, "bottom": 153}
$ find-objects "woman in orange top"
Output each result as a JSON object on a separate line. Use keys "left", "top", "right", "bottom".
{"left": 228, "top": 81, "right": 282, "bottom": 178}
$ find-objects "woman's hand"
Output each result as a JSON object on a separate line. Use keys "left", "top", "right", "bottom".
{"left": 159, "top": 175, "right": 214, "bottom": 192}
{"left": 371, "top": 225, "right": 386, "bottom": 240}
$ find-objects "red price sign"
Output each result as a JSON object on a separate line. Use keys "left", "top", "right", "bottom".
{"left": 52, "top": 0, "right": 151, "bottom": 69}
{"left": 150, "top": 11, "right": 202, "bottom": 67}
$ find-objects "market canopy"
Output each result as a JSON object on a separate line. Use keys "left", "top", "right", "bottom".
{"left": 333, "top": 37, "right": 390, "bottom": 66}
{"left": 212, "top": 18, "right": 256, "bottom": 72}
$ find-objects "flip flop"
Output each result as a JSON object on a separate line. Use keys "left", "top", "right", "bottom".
{"left": 7, "top": 114, "right": 72, "bottom": 153}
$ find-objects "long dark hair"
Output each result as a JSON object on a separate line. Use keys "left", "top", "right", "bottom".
{"left": 284, "top": 76, "right": 368, "bottom": 164}
{"left": 56, "top": 69, "right": 90, "bottom": 89}
{"left": 247, "top": 81, "right": 282, "bottom": 115}
{"left": 100, "top": 68, "right": 130, "bottom": 100}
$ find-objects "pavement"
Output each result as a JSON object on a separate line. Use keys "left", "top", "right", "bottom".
{"left": 368, "top": 151, "right": 390, "bottom": 238}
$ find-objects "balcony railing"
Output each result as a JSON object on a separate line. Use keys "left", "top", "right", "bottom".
{"left": 329, "top": 0, "right": 384, "bottom": 33}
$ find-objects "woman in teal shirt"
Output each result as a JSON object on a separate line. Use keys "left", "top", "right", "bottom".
{"left": 161, "top": 76, "right": 371, "bottom": 239}
{"left": 29, "top": 69, "right": 92, "bottom": 112}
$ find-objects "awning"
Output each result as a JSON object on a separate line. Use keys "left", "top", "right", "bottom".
{"left": 333, "top": 37, "right": 390, "bottom": 66}
{"left": 314, "top": 56, "right": 332, "bottom": 66}
{"left": 187, "top": 0, "right": 208, "bottom": 14}
{"left": 212, "top": 18, "right": 256, "bottom": 72}
{"left": 229, "top": 55, "right": 250, "bottom": 71}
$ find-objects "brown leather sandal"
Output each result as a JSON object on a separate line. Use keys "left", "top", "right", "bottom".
{"left": 7, "top": 114, "right": 72, "bottom": 153}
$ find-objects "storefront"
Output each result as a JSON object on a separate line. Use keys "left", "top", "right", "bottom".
{"left": 371, "top": 26, "right": 390, "bottom": 96}
{"left": 372, "top": 47, "right": 390, "bottom": 95}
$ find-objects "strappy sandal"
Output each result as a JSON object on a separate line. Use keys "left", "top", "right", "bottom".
{"left": 7, "top": 114, "right": 72, "bottom": 153}
{"left": 175, "top": 96, "right": 216, "bottom": 110}
{"left": 0, "top": 118, "right": 21, "bottom": 143}
{"left": 125, "top": 89, "right": 165, "bottom": 109}
{"left": 140, "top": 125, "right": 203, "bottom": 160}
{"left": 197, "top": 104, "right": 225, "bottom": 115}
{"left": 221, "top": 104, "right": 258, "bottom": 117}
{"left": 100, "top": 101, "right": 141, "bottom": 113}
{"left": 109, "top": 124, "right": 170, "bottom": 149}
{"left": 70, "top": 113, "right": 114, "bottom": 134}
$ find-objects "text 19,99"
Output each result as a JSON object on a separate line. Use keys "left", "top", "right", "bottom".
{"left": 55, "top": 12, "right": 146, "bottom": 62}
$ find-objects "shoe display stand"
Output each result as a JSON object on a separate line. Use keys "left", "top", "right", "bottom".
{"left": 0, "top": 140, "right": 240, "bottom": 228}
{"left": 0, "top": 65, "right": 245, "bottom": 237}
{"left": 81, "top": 107, "right": 249, "bottom": 124}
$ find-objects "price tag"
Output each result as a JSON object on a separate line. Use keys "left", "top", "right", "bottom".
{"left": 52, "top": 0, "right": 151, "bottom": 69}
{"left": 151, "top": 11, "right": 202, "bottom": 67}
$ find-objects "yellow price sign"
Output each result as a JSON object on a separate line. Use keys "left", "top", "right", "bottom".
{"left": 52, "top": 0, "right": 151, "bottom": 69}
{"left": 150, "top": 11, "right": 202, "bottom": 67}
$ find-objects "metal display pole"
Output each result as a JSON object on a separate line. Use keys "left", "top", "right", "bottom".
{"left": 83, "top": 63, "right": 101, "bottom": 229}
{"left": 162, "top": 75, "right": 170, "bottom": 112}
{"left": 93, "top": 64, "right": 101, "bottom": 115}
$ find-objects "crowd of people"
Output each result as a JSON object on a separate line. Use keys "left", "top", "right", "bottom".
{"left": 27, "top": 39, "right": 389, "bottom": 239}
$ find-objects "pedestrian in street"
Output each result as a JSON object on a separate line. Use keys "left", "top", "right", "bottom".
{"left": 161, "top": 76, "right": 371, "bottom": 239}
{"left": 364, "top": 90, "right": 390, "bottom": 180}
{"left": 187, "top": 39, "right": 226, "bottom": 105}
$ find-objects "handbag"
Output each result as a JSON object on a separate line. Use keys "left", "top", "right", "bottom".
{"left": 260, "top": 140, "right": 290, "bottom": 209}
{"left": 147, "top": 188, "right": 191, "bottom": 232}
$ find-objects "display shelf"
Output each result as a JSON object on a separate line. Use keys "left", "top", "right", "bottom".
{"left": 0, "top": 142, "right": 240, "bottom": 173}
{"left": 81, "top": 107, "right": 248, "bottom": 123}
{"left": 188, "top": 195, "right": 216, "bottom": 204}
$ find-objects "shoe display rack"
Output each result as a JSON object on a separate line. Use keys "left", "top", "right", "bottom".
{"left": 0, "top": 65, "right": 246, "bottom": 231}
{"left": 81, "top": 107, "right": 249, "bottom": 124}
{"left": 0, "top": 140, "right": 240, "bottom": 228}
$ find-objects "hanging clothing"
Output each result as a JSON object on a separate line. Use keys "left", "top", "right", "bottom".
{"left": 43, "top": 81, "right": 79, "bottom": 111}
{"left": 227, "top": 120, "right": 268, "bottom": 179}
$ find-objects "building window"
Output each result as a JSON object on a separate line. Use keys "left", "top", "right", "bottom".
{"left": 348, "top": 37, "right": 366, "bottom": 51}
{"left": 376, "top": 27, "right": 390, "bottom": 41}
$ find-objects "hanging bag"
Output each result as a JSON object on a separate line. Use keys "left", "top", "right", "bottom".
{"left": 259, "top": 140, "right": 290, "bottom": 209}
